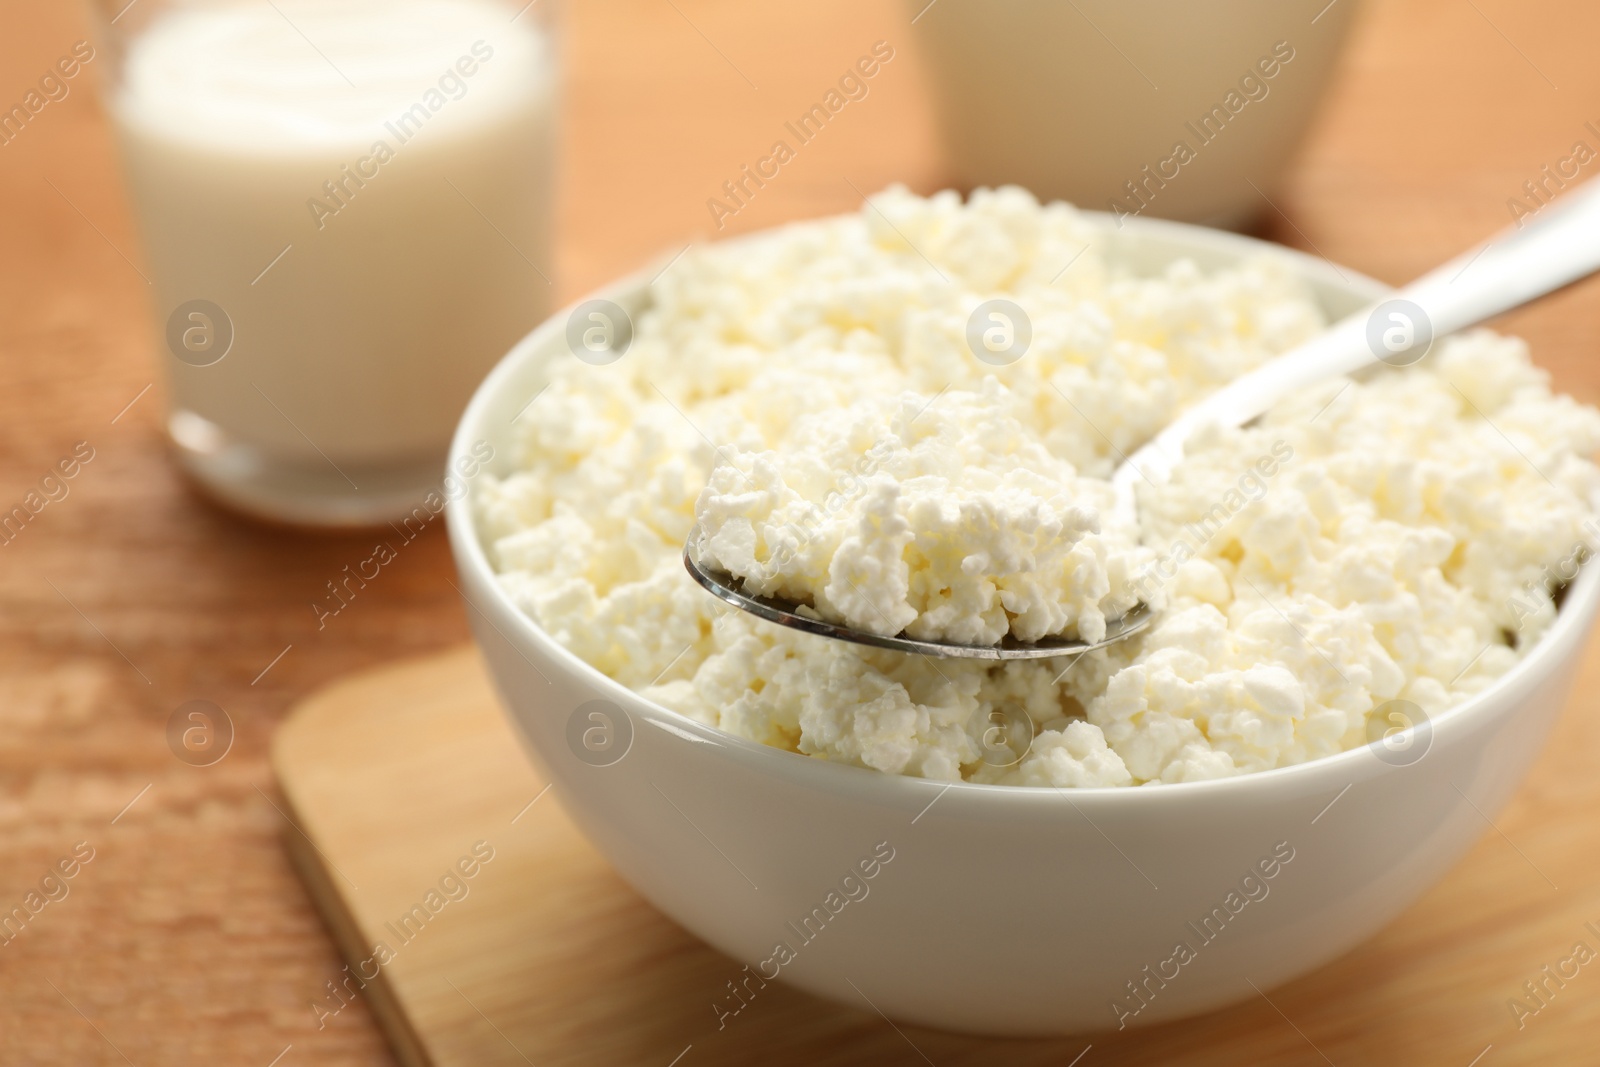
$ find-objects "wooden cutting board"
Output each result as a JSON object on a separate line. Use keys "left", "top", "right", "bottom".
{"left": 270, "top": 644, "right": 1600, "bottom": 1066}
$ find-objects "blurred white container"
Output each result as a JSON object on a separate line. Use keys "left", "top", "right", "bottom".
{"left": 911, "top": 0, "right": 1359, "bottom": 227}
{"left": 93, "top": 0, "right": 558, "bottom": 527}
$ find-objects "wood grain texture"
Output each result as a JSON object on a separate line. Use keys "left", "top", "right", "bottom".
{"left": 275, "top": 644, "right": 1600, "bottom": 1066}
{"left": 2, "top": 0, "right": 1600, "bottom": 1062}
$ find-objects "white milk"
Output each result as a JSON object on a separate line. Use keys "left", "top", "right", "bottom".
{"left": 112, "top": 0, "right": 554, "bottom": 520}
{"left": 912, "top": 0, "right": 1357, "bottom": 228}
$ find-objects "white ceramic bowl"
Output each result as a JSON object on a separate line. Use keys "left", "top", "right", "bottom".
{"left": 446, "top": 214, "right": 1600, "bottom": 1036}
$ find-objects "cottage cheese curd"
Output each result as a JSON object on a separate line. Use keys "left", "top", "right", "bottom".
{"left": 692, "top": 378, "right": 1147, "bottom": 645}
{"left": 477, "top": 187, "right": 1600, "bottom": 787}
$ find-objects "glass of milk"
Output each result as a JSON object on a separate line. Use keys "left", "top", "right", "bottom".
{"left": 90, "top": 0, "right": 558, "bottom": 526}
{"left": 910, "top": 0, "right": 1358, "bottom": 229}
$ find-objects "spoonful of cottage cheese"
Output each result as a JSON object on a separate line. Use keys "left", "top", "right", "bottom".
{"left": 685, "top": 178, "right": 1600, "bottom": 659}
{"left": 686, "top": 378, "right": 1151, "bottom": 657}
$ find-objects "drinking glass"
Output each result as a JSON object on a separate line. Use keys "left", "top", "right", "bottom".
{"left": 89, "top": 0, "right": 559, "bottom": 526}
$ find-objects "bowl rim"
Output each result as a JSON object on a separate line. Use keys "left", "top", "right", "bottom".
{"left": 446, "top": 206, "right": 1600, "bottom": 806}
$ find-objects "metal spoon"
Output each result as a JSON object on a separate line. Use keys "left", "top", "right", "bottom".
{"left": 684, "top": 534, "right": 1154, "bottom": 660}
{"left": 686, "top": 176, "right": 1600, "bottom": 659}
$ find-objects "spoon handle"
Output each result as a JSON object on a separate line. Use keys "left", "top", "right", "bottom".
{"left": 1117, "top": 174, "right": 1600, "bottom": 494}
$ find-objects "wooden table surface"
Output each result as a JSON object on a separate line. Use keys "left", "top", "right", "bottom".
{"left": 3, "top": 0, "right": 1600, "bottom": 1063}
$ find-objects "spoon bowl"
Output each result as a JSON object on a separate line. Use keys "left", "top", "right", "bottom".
{"left": 683, "top": 534, "right": 1153, "bottom": 660}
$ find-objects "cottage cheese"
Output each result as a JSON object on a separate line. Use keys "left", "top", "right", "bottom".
{"left": 691, "top": 378, "right": 1147, "bottom": 645}
{"left": 1100, "top": 333, "right": 1600, "bottom": 780}
{"left": 477, "top": 186, "right": 1600, "bottom": 787}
